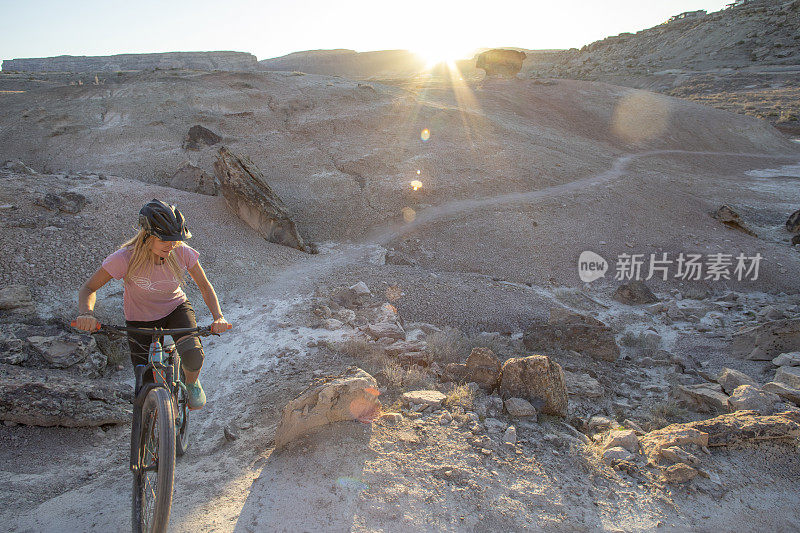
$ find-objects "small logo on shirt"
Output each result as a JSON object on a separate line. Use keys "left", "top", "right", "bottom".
{"left": 130, "top": 276, "right": 179, "bottom": 294}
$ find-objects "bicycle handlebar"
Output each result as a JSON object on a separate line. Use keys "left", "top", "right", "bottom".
{"left": 69, "top": 322, "right": 222, "bottom": 338}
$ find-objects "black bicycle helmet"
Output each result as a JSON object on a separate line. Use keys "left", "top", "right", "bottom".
{"left": 138, "top": 199, "right": 191, "bottom": 241}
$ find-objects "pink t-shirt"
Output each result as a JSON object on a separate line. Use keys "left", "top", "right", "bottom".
{"left": 101, "top": 243, "right": 200, "bottom": 321}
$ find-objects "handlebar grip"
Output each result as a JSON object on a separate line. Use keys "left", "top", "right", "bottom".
{"left": 70, "top": 320, "right": 101, "bottom": 331}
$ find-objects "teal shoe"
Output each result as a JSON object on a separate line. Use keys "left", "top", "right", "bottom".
{"left": 186, "top": 380, "right": 206, "bottom": 410}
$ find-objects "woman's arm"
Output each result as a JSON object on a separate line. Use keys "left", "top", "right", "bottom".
{"left": 75, "top": 267, "right": 113, "bottom": 330}
{"left": 188, "top": 261, "right": 231, "bottom": 333}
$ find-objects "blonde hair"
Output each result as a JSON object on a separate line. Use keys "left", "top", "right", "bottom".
{"left": 119, "top": 228, "right": 187, "bottom": 287}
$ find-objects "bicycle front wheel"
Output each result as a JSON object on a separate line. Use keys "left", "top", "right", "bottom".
{"left": 176, "top": 368, "right": 190, "bottom": 457}
{"left": 132, "top": 387, "right": 176, "bottom": 533}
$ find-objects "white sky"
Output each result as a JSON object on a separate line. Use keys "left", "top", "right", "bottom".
{"left": 0, "top": 0, "right": 732, "bottom": 62}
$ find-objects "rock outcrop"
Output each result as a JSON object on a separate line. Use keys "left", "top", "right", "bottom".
{"left": 213, "top": 146, "right": 308, "bottom": 252}
{"left": 523, "top": 308, "right": 620, "bottom": 362}
{"left": 0, "top": 365, "right": 131, "bottom": 427}
{"left": 169, "top": 161, "right": 218, "bottom": 196}
{"left": 498, "top": 355, "right": 568, "bottom": 417}
{"left": 733, "top": 318, "right": 800, "bottom": 361}
{"left": 711, "top": 204, "right": 757, "bottom": 237}
{"left": 2, "top": 51, "right": 258, "bottom": 72}
{"left": 274, "top": 367, "right": 381, "bottom": 450}
{"left": 183, "top": 125, "right": 222, "bottom": 151}
{"left": 476, "top": 49, "right": 527, "bottom": 78}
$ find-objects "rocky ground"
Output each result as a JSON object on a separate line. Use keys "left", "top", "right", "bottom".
{"left": 0, "top": 63, "right": 799, "bottom": 531}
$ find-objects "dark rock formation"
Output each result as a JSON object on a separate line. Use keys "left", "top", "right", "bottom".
{"left": 711, "top": 204, "right": 757, "bottom": 237}
{"left": 523, "top": 308, "right": 620, "bottom": 362}
{"left": 787, "top": 208, "right": 800, "bottom": 233}
{"left": 169, "top": 161, "right": 218, "bottom": 195}
{"left": 613, "top": 280, "right": 659, "bottom": 305}
{"left": 183, "top": 125, "right": 221, "bottom": 150}
{"left": 213, "top": 146, "right": 307, "bottom": 252}
{"left": 476, "top": 49, "right": 527, "bottom": 78}
{"left": 2, "top": 51, "right": 258, "bottom": 72}
{"left": 0, "top": 365, "right": 131, "bottom": 427}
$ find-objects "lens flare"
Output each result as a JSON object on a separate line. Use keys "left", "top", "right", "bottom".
{"left": 416, "top": 170, "right": 421, "bottom": 175}
{"left": 401, "top": 206, "right": 416, "bottom": 223}
{"left": 420, "top": 128, "right": 430, "bottom": 141}
{"left": 410, "top": 180, "right": 422, "bottom": 191}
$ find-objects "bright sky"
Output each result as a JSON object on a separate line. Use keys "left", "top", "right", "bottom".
{"left": 0, "top": 0, "right": 732, "bottom": 63}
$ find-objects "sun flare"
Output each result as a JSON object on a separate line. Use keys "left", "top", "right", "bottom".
{"left": 413, "top": 44, "right": 473, "bottom": 69}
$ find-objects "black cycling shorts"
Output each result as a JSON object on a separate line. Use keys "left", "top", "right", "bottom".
{"left": 125, "top": 300, "right": 205, "bottom": 372}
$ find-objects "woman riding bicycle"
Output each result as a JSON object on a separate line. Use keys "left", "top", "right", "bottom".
{"left": 74, "top": 199, "right": 231, "bottom": 410}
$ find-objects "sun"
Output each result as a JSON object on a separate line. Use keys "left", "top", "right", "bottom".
{"left": 412, "top": 43, "right": 473, "bottom": 69}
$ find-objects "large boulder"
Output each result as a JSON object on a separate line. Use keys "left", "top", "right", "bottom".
{"left": 717, "top": 367, "right": 757, "bottom": 394}
{"left": 463, "top": 347, "right": 501, "bottom": 391}
{"left": 475, "top": 49, "right": 527, "bottom": 78}
{"left": 763, "top": 381, "right": 800, "bottom": 405}
{"left": 673, "top": 383, "right": 730, "bottom": 413}
{"left": 732, "top": 318, "right": 800, "bottom": 361}
{"left": 775, "top": 366, "right": 800, "bottom": 390}
{"left": 274, "top": 367, "right": 381, "bottom": 450}
{"left": 183, "top": 125, "right": 221, "bottom": 150}
{"left": 169, "top": 161, "right": 218, "bottom": 195}
{"left": 728, "top": 385, "right": 780, "bottom": 415}
{"left": 0, "top": 365, "right": 131, "bottom": 426}
{"left": 213, "top": 146, "right": 307, "bottom": 252}
{"left": 498, "top": 355, "right": 568, "bottom": 417}
{"left": 523, "top": 308, "right": 619, "bottom": 362}
{"left": 612, "top": 281, "right": 658, "bottom": 305}
{"left": 34, "top": 191, "right": 87, "bottom": 214}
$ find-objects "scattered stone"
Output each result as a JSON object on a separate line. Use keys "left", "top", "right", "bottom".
{"left": 733, "top": 318, "right": 800, "bottom": 361}
{"left": 775, "top": 366, "right": 800, "bottom": 390}
{"left": 402, "top": 390, "right": 446, "bottom": 409}
{"left": 504, "top": 397, "right": 537, "bottom": 418}
{"left": 588, "top": 416, "right": 614, "bottom": 433}
{"left": 603, "top": 446, "right": 633, "bottom": 465}
{"left": 2, "top": 160, "right": 37, "bottom": 174}
{"left": 27, "top": 333, "right": 96, "bottom": 369}
{"left": 223, "top": 425, "right": 239, "bottom": 441}
{"left": 365, "top": 322, "right": 406, "bottom": 341}
{"left": 274, "top": 367, "right": 381, "bottom": 450}
{"left": 499, "top": 355, "right": 568, "bottom": 417}
{"left": 323, "top": 318, "right": 344, "bottom": 330}
{"left": 464, "top": 347, "right": 501, "bottom": 391}
{"left": 762, "top": 381, "right": 800, "bottom": 405}
{"left": 773, "top": 352, "right": 800, "bottom": 367}
{"left": 213, "top": 146, "right": 308, "bottom": 252}
{"left": 786, "top": 208, "right": 800, "bottom": 233}
{"left": 503, "top": 425, "right": 517, "bottom": 445}
{"left": 674, "top": 383, "right": 730, "bottom": 413}
{"left": 384, "top": 249, "right": 417, "bottom": 266}
{"left": 711, "top": 204, "right": 756, "bottom": 237}
{"left": 34, "top": 191, "right": 87, "bottom": 214}
{"left": 603, "top": 429, "right": 639, "bottom": 452}
{"left": 613, "top": 280, "right": 659, "bottom": 305}
{"left": 349, "top": 281, "right": 371, "bottom": 297}
{"left": 169, "top": 161, "right": 218, "bottom": 195}
{"left": 716, "top": 367, "right": 757, "bottom": 394}
{"left": 662, "top": 463, "right": 698, "bottom": 483}
{"left": 183, "top": 125, "right": 221, "bottom": 150}
{"left": 439, "top": 411, "right": 453, "bottom": 425}
{"left": 564, "top": 370, "right": 603, "bottom": 398}
{"left": 483, "top": 417, "right": 506, "bottom": 434}
{"left": 728, "top": 385, "right": 780, "bottom": 415}
{"left": 379, "top": 412, "right": 403, "bottom": 425}
{"left": 474, "top": 395, "right": 504, "bottom": 418}
{"left": 523, "top": 308, "right": 620, "bottom": 362}
{"left": 660, "top": 446, "right": 701, "bottom": 466}
{"left": 622, "top": 419, "right": 646, "bottom": 435}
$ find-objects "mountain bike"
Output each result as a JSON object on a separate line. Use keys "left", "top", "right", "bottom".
{"left": 72, "top": 322, "right": 215, "bottom": 533}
